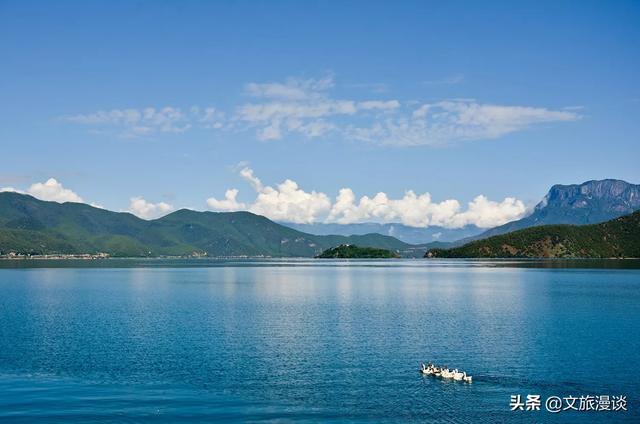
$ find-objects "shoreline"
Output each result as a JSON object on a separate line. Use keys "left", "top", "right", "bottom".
{"left": 1, "top": 255, "right": 639, "bottom": 261}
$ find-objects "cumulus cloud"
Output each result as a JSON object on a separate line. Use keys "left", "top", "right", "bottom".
{"left": 248, "top": 179, "right": 332, "bottom": 224}
{"left": 206, "top": 167, "right": 527, "bottom": 228}
{"left": 28, "top": 178, "right": 85, "bottom": 203}
{"left": 327, "top": 189, "right": 460, "bottom": 227}
{"left": 1, "top": 178, "right": 84, "bottom": 203}
{"left": 128, "top": 197, "right": 174, "bottom": 219}
{"left": 325, "top": 189, "right": 526, "bottom": 228}
{"left": 207, "top": 167, "right": 331, "bottom": 224}
{"left": 450, "top": 195, "right": 527, "bottom": 228}
{"left": 206, "top": 189, "right": 246, "bottom": 212}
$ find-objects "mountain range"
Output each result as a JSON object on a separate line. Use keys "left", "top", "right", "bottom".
{"left": 1, "top": 179, "right": 638, "bottom": 259}
{"left": 0, "top": 192, "right": 429, "bottom": 258}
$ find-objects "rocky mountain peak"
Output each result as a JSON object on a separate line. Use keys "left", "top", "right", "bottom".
{"left": 535, "top": 179, "right": 640, "bottom": 213}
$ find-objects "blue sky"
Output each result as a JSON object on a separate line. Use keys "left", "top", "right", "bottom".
{"left": 1, "top": 1, "right": 639, "bottom": 226}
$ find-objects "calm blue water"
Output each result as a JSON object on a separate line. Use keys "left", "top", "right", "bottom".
{"left": 0, "top": 259, "right": 638, "bottom": 423}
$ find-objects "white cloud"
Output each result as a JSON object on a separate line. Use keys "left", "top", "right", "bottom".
{"left": 237, "top": 78, "right": 577, "bottom": 144}
{"left": 207, "top": 167, "right": 331, "bottom": 224}
{"left": 327, "top": 188, "right": 527, "bottom": 228}
{"left": 62, "top": 106, "right": 223, "bottom": 137}
{"left": 235, "top": 99, "right": 357, "bottom": 140}
{"left": 348, "top": 100, "right": 580, "bottom": 146}
{"left": 238, "top": 167, "right": 264, "bottom": 191}
{"left": 206, "top": 189, "right": 246, "bottom": 212}
{"left": 128, "top": 197, "right": 174, "bottom": 219}
{"left": 446, "top": 195, "right": 527, "bottom": 228}
{"left": 206, "top": 168, "right": 527, "bottom": 228}
{"left": 326, "top": 189, "right": 461, "bottom": 227}
{"left": 1, "top": 179, "right": 172, "bottom": 217}
{"left": 325, "top": 189, "right": 527, "bottom": 228}
{"left": 244, "top": 75, "right": 334, "bottom": 100}
{"left": 28, "top": 178, "right": 85, "bottom": 203}
{"left": 1, "top": 178, "right": 84, "bottom": 203}
{"left": 326, "top": 189, "right": 527, "bottom": 228}
{"left": 61, "top": 76, "right": 579, "bottom": 146}
{"left": 235, "top": 75, "right": 402, "bottom": 141}
{"left": 248, "top": 179, "right": 332, "bottom": 224}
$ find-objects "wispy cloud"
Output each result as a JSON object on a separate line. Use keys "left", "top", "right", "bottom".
{"left": 234, "top": 75, "right": 400, "bottom": 140}
{"left": 61, "top": 75, "right": 580, "bottom": 145}
{"left": 206, "top": 166, "right": 527, "bottom": 228}
{"left": 244, "top": 74, "right": 335, "bottom": 100}
{"left": 61, "top": 106, "right": 223, "bottom": 137}
{"left": 347, "top": 100, "right": 580, "bottom": 146}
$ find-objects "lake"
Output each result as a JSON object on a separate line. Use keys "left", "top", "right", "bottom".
{"left": 0, "top": 259, "right": 638, "bottom": 423}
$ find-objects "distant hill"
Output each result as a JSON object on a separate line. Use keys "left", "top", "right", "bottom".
{"left": 427, "top": 210, "right": 640, "bottom": 259}
{"left": 282, "top": 222, "right": 483, "bottom": 244}
{"left": 463, "top": 179, "right": 640, "bottom": 243}
{"left": 0, "top": 192, "right": 429, "bottom": 258}
{"left": 316, "top": 244, "right": 399, "bottom": 259}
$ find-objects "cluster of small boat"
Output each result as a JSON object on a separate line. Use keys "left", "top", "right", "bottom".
{"left": 420, "top": 362, "right": 472, "bottom": 383}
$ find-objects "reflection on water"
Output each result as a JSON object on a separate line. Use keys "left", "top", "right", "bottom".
{"left": 0, "top": 260, "right": 638, "bottom": 423}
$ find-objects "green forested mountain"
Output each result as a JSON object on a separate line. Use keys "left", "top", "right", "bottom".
{"left": 0, "top": 192, "right": 427, "bottom": 257}
{"left": 427, "top": 210, "right": 640, "bottom": 259}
